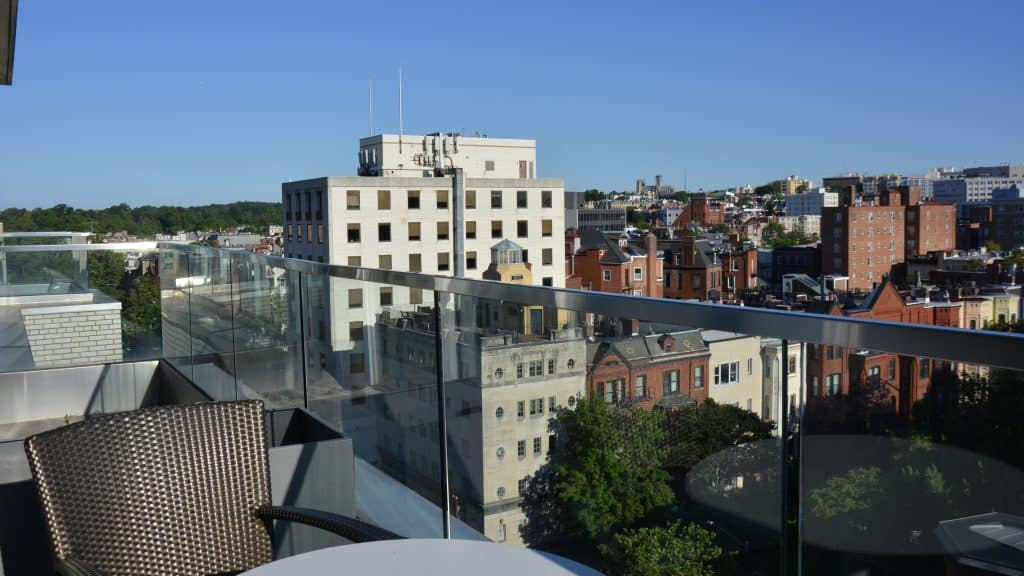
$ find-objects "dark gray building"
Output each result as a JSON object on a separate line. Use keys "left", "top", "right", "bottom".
{"left": 570, "top": 207, "right": 627, "bottom": 233}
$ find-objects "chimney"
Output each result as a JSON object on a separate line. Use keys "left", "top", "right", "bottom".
{"left": 656, "top": 174, "right": 663, "bottom": 190}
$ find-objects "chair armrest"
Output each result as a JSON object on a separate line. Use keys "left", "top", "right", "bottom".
{"left": 257, "top": 504, "right": 403, "bottom": 543}
{"left": 55, "top": 558, "right": 110, "bottom": 576}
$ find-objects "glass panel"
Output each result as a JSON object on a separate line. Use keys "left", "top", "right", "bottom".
{"left": 800, "top": 346, "right": 1024, "bottom": 576}
{"left": 184, "top": 250, "right": 237, "bottom": 400}
{"left": 439, "top": 290, "right": 778, "bottom": 574}
{"left": 229, "top": 252, "right": 303, "bottom": 408}
{"left": 300, "top": 270, "right": 442, "bottom": 538}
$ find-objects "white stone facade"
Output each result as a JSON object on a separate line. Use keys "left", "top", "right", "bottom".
{"left": 702, "top": 330, "right": 763, "bottom": 417}
{"left": 785, "top": 189, "right": 837, "bottom": 217}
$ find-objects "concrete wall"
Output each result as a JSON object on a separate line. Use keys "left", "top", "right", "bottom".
{"left": 21, "top": 303, "right": 122, "bottom": 368}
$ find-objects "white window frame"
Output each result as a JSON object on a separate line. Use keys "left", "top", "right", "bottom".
{"left": 714, "top": 361, "right": 740, "bottom": 385}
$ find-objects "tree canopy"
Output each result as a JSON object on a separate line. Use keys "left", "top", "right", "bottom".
{"left": 1, "top": 202, "right": 282, "bottom": 236}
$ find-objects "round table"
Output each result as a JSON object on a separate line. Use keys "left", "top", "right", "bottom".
{"left": 241, "top": 538, "right": 602, "bottom": 575}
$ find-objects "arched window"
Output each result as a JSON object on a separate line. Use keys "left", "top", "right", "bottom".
{"left": 567, "top": 359, "right": 576, "bottom": 370}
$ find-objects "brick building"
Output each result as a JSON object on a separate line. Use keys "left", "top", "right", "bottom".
{"left": 804, "top": 279, "right": 961, "bottom": 414}
{"left": 659, "top": 235, "right": 723, "bottom": 301}
{"left": 585, "top": 330, "right": 710, "bottom": 409}
{"left": 821, "top": 186, "right": 955, "bottom": 291}
{"left": 567, "top": 229, "right": 664, "bottom": 297}
{"left": 671, "top": 195, "right": 725, "bottom": 230}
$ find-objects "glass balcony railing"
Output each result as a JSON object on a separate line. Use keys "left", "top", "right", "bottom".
{"left": 3, "top": 241, "right": 1024, "bottom": 575}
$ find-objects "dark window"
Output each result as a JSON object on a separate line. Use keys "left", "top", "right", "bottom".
{"left": 517, "top": 220, "right": 528, "bottom": 238}
{"left": 491, "top": 190, "right": 503, "bottom": 209}
{"left": 517, "top": 190, "right": 528, "bottom": 208}
{"left": 378, "top": 223, "right": 391, "bottom": 242}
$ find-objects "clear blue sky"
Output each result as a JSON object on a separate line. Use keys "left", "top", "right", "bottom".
{"left": 2, "top": 0, "right": 1022, "bottom": 209}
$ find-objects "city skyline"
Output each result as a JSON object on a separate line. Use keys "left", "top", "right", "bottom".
{"left": 1, "top": 0, "right": 1023, "bottom": 209}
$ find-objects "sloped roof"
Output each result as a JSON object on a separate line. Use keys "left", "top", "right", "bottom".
{"left": 491, "top": 239, "right": 524, "bottom": 251}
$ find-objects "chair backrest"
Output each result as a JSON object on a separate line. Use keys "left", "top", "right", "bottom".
{"left": 25, "top": 401, "right": 274, "bottom": 576}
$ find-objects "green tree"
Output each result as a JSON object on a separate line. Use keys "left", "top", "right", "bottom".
{"left": 809, "top": 466, "right": 883, "bottom": 522}
{"left": 985, "top": 240, "right": 1001, "bottom": 253}
{"left": 584, "top": 189, "right": 605, "bottom": 202}
{"left": 627, "top": 208, "right": 651, "bottom": 230}
{"left": 674, "top": 191, "right": 692, "bottom": 203}
{"left": 554, "top": 398, "right": 674, "bottom": 541}
{"left": 609, "top": 521, "right": 722, "bottom": 576}
{"left": 124, "top": 274, "right": 161, "bottom": 335}
{"left": 662, "top": 399, "right": 774, "bottom": 471}
{"left": 88, "top": 251, "right": 127, "bottom": 301}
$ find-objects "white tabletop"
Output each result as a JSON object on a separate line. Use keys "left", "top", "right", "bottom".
{"left": 241, "top": 538, "right": 602, "bottom": 575}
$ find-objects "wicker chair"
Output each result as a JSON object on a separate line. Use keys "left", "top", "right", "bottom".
{"left": 24, "top": 400, "right": 401, "bottom": 576}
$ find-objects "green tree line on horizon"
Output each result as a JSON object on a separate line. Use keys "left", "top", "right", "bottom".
{"left": 1, "top": 202, "right": 283, "bottom": 236}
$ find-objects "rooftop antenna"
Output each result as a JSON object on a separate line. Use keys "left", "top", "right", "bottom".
{"left": 368, "top": 74, "right": 373, "bottom": 136}
{"left": 398, "top": 65, "right": 403, "bottom": 154}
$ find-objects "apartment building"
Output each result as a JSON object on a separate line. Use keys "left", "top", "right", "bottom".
{"left": 585, "top": 330, "right": 711, "bottom": 409}
{"left": 374, "top": 242, "right": 584, "bottom": 546}
{"left": 933, "top": 176, "right": 1024, "bottom": 212}
{"left": 568, "top": 230, "right": 664, "bottom": 297}
{"left": 701, "top": 331, "right": 763, "bottom": 416}
{"left": 805, "top": 279, "right": 961, "bottom": 414}
{"left": 821, "top": 186, "right": 954, "bottom": 291}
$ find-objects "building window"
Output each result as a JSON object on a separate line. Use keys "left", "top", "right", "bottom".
{"left": 437, "top": 190, "right": 448, "bottom": 209}
{"left": 533, "top": 437, "right": 542, "bottom": 455}
{"left": 603, "top": 270, "right": 611, "bottom": 281}
{"left": 491, "top": 221, "right": 503, "bottom": 238}
{"left": 747, "top": 358, "right": 753, "bottom": 375}
{"left": 547, "top": 358, "right": 555, "bottom": 374}
{"left": 788, "top": 355, "right": 797, "bottom": 375}
{"left": 349, "top": 321, "right": 363, "bottom": 342}
{"left": 409, "top": 288, "right": 423, "bottom": 305}
{"left": 636, "top": 375, "right": 647, "bottom": 398}
{"left": 409, "top": 253, "right": 422, "bottom": 272}
{"left": 549, "top": 396, "right": 556, "bottom": 412}
{"left": 517, "top": 401, "right": 525, "bottom": 418}
{"left": 378, "top": 223, "right": 391, "bottom": 242}
{"left": 542, "top": 277, "right": 553, "bottom": 287}
{"left": 438, "top": 252, "right": 450, "bottom": 271}
{"left": 317, "top": 224, "right": 324, "bottom": 244}
{"left": 407, "top": 190, "right": 420, "bottom": 209}
{"left": 497, "top": 521, "right": 506, "bottom": 542}
{"left": 495, "top": 407, "right": 504, "bottom": 420}
{"left": 485, "top": 161, "right": 495, "bottom": 172}
{"left": 919, "top": 358, "right": 931, "bottom": 379}
{"left": 380, "top": 287, "right": 393, "bottom": 306}
{"left": 634, "top": 267, "right": 643, "bottom": 281}
{"left": 348, "top": 288, "right": 362, "bottom": 309}
{"left": 529, "top": 360, "right": 543, "bottom": 377}
{"left": 542, "top": 248, "right": 553, "bottom": 266}
{"left": 516, "top": 363, "right": 524, "bottom": 379}
{"left": 378, "top": 254, "right": 392, "bottom": 269}
{"left": 567, "top": 359, "right": 575, "bottom": 370}
{"left": 466, "top": 190, "right": 476, "bottom": 208}
{"left": 516, "top": 220, "right": 528, "bottom": 238}
{"left": 715, "top": 362, "right": 739, "bottom": 385}
{"left": 347, "top": 255, "right": 361, "bottom": 267}
{"left": 530, "top": 398, "right": 544, "bottom": 414}
{"left": 663, "top": 370, "right": 680, "bottom": 394}
{"left": 826, "top": 346, "right": 835, "bottom": 360}
{"left": 826, "top": 373, "right": 841, "bottom": 395}
{"left": 694, "top": 366, "right": 704, "bottom": 389}
{"left": 437, "top": 222, "right": 449, "bottom": 241}
{"left": 491, "top": 190, "right": 503, "bottom": 209}
{"left": 542, "top": 190, "right": 552, "bottom": 208}
{"left": 517, "top": 190, "right": 528, "bottom": 208}
{"left": 378, "top": 190, "right": 391, "bottom": 210}
{"left": 889, "top": 358, "right": 897, "bottom": 379}
{"left": 517, "top": 440, "right": 525, "bottom": 458}
{"left": 347, "top": 224, "right": 360, "bottom": 243}
{"left": 542, "top": 220, "right": 553, "bottom": 237}
{"left": 347, "top": 190, "right": 360, "bottom": 210}
{"left": 350, "top": 354, "right": 365, "bottom": 374}
{"left": 408, "top": 222, "right": 421, "bottom": 241}
{"left": 467, "top": 251, "right": 477, "bottom": 270}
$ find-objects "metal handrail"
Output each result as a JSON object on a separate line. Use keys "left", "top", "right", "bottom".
{"left": 3, "top": 241, "right": 1023, "bottom": 371}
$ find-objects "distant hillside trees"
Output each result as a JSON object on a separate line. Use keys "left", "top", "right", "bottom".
{"left": 1, "top": 202, "right": 282, "bottom": 236}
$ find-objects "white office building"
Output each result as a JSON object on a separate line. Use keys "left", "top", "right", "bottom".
{"left": 784, "top": 188, "right": 837, "bottom": 217}
{"left": 932, "top": 177, "right": 1024, "bottom": 211}
{"left": 282, "top": 133, "right": 566, "bottom": 389}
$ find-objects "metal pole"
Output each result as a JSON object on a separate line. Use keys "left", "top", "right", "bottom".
{"left": 780, "top": 338, "right": 791, "bottom": 576}
{"left": 434, "top": 290, "right": 452, "bottom": 538}
{"left": 296, "top": 272, "right": 309, "bottom": 411}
